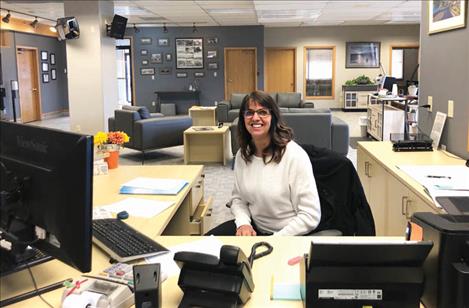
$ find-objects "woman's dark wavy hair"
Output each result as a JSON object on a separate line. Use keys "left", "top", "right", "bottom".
{"left": 237, "top": 90, "right": 293, "bottom": 164}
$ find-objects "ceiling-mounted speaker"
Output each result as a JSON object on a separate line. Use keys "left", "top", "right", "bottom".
{"left": 109, "top": 14, "right": 127, "bottom": 39}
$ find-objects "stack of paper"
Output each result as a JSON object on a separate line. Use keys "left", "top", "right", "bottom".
{"left": 119, "top": 177, "right": 188, "bottom": 195}
{"left": 100, "top": 197, "right": 174, "bottom": 218}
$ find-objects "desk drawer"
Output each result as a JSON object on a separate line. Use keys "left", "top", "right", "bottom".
{"left": 190, "top": 174, "right": 204, "bottom": 215}
{"left": 189, "top": 197, "right": 213, "bottom": 235}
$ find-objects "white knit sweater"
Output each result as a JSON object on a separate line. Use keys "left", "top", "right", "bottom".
{"left": 229, "top": 141, "right": 321, "bottom": 235}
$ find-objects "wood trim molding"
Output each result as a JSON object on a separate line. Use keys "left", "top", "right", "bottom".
{"left": 1, "top": 16, "right": 58, "bottom": 38}
{"left": 303, "top": 45, "right": 336, "bottom": 100}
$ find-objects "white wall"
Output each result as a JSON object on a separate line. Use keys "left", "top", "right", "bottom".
{"left": 265, "top": 25, "right": 419, "bottom": 108}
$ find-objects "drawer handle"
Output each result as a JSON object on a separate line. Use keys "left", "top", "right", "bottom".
{"left": 196, "top": 185, "right": 201, "bottom": 188}
{"left": 401, "top": 196, "right": 408, "bottom": 216}
{"left": 404, "top": 198, "right": 412, "bottom": 219}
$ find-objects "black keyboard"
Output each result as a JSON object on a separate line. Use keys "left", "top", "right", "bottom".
{"left": 0, "top": 247, "right": 53, "bottom": 277}
{"left": 92, "top": 219, "right": 169, "bottom": 262}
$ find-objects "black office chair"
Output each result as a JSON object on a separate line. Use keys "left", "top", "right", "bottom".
{"left": 302, "top": 144, "right": 376, "bottom": 236}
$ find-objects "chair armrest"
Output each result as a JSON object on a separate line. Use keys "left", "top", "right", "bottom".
{"left": 134, "top": 117, "right": 192, "bottom": 150}
{"left": 216, "top": 101, "right": 231, "bottom": 123}
{"left": 331, "top": 117, "right": 349, "bottom": 156}
{"left": 310, "top": 229, "right": 343, "bottom": 236}
{"left": 300, "top": 101, "right": 315, "bottom": 108}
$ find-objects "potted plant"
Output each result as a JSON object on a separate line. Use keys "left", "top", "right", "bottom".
{"left": 94, "top": 131, "right": 130, "bottom": 169}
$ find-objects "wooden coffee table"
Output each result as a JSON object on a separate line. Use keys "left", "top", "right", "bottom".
{"left": 188, "top": 106, "right": 217, "bottom": 126}
{"left": 184, "top": 126, "right": 230, "bottom": 165}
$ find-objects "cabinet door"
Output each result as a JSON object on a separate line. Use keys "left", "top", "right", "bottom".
{"left": 386, "top": 175, "right": 433, "bottom": 236}
{"left": 357, "top": 147, "right": 387, "bottom": 235}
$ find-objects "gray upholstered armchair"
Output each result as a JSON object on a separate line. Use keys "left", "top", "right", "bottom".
{"left": 216, "top": 92, "right": 314, "bottom": 123}
{"left": 108, "top": 106, "right": 192, "bottom": 162}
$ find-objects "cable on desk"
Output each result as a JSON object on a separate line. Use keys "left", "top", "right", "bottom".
{"left": 248, "top": 242, "right": 273, "bottom": 267}
{"left": 26, "top": 263, "right": 54, "bottom": 308}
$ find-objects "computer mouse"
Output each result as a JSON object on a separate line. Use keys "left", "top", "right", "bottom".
{"left": 117, "top": 211, "right": 129, "bottom": 220}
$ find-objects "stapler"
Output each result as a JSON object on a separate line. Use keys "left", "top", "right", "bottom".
{"left": 61, "top": 275, "right": 134, "bottom": 308}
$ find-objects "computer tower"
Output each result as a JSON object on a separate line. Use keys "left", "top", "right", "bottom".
{"left": 411, "top": 213, "right": 469, "bottom": 308}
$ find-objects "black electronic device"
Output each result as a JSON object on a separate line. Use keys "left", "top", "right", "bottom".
{"left": 133, "top": 263, "right": 161, "bottom": 308}
{"left": 382, "top": 76, "right": 397, "bottom": 92}
{"left": 0, "top": 120, "right": 93, "bottom": 304}
{"left": 300, "top": 240, "right": 433, "bottom": 308}
{"left": 55, "top": 17, "right": 80, "bottom": 41}
{"left": 108, "top": 14, "right": 127, "bottom": 39}
{"left": 435, "top": 196, "right": 469, "bottom": 216}
{"left": 174, "top": 242, "right": 272, "bottom": 308}
{"left": 411, "top": 212, "right": 469, "bottom": 308}
{"left": 92, "top": 218, "right": 168, "bottom": 263}
{"left": 391, "top": 133, "right": 433, "bottom": 152}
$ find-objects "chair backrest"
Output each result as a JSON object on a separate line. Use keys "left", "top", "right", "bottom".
{"left": 301, "top": 144, "right": 376, "bottom": 236}
{"left": 283, "top": 113, "right": 332, "bottom": 150}
{"left": 114, "top": 109, "right": 141, "bottom": 147}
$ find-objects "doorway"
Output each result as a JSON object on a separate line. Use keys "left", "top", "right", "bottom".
{"left": 116, "top": 38, "right": 133, "bottom": 106}
{"left": 389, "top": 46, "right": 419, "bottom": 89}
{"left": 224, "top": 48, "right": 257, "bottom": 99}
{"left": 16, "top": 47, "right": 41, "bottom": 123}
{"left": 265, "top": 48, "right": 296, "bottom": 92}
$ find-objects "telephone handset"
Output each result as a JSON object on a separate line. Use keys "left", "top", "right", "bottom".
{"left": 174, "top": 242, "right": 273, "bottom": 308}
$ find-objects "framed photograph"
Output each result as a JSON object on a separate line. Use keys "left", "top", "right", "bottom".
{"left": 141, "top": 59, "right": 149, "bottom": 65}
{"left": 151, "top": 53, "right": 162, "bottom": 64}
{"left": 207, "top": 50, "right": 217, "bottom": 59}
{"left": 51, "top": 69, "right": 56, "bottom": 80}
{"left": 208, "top": 62, "right": 218, "bottom": 70}
{"left": 41, "top": 51, "right": 48, "bottom": 61}
{"left": 165, "top": 53, "right": 172, "bottom": 61}
{"left": 207, "top": 37, "right": 218, "bottom": 45}
{"left": 158, "top": 38, "right": 169, "bottom": 46}
{"left": 140, "top": 37, "right": 152, "bottom": 44}
{"left": 176, "top": 72, "right": 187, "bottom": 78}
{"left": 42, "top": 73, "right": 49, "bottom": 83}
{"left": 194, "top": 72, "right": 205, "bottom": 78}
{"left": 345, "top": 42, "right": 380, "bottom": 68}
{"left": 140, "top": 68, "right": 155, "bottom": 75}
{"left": 41, "top": 62, "right": 49, "bottom": 72}
{"left": 176, "top": 38, "right": 204, "bottom": 69}
{"left": 159, "top": 67, "right": 171, "bottom": 75}
{"left": 50, "top": 53, "right": 56, "bottom": 65}
{"left": 428, "top": 0, "right": 466, "bottom": 34}
{"left": 141, "top": 49, "right": 148, "bottom": 56}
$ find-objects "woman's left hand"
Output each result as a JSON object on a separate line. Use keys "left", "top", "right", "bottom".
{"left": 236, "top": 224, "right": 257, "bottom": 236}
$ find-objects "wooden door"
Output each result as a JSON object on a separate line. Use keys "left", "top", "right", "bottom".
{"left": 224, "top": 48, "right": 256, "bottom": 99}
{"left": 265, "top": 48, "right": 295, "bottom": 92}
{"left": 16, "top": 47, "right": 41, "bottom": 123}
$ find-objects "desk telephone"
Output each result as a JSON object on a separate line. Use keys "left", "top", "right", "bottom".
{"left": 174, "top": 242, "right": 273, "bottom": 308}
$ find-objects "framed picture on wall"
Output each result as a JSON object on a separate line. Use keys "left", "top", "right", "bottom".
{"left": 159, "top": 67, "right": 171, "bottom": 75}
{"left": 140, "top": 37, "right": 152, "bottom": 44}
{"left": 50, "top": 53, "right": 56, "bottom": 65}
{"left": 158, "top": 38, "right": 169, "bottom": 46}
{"left": 41, "top": 62, "right": 49, "bottom": 72}
{"left": 428, "top": 0, "right": 467, "bottom": 34}
{"left": 141, "top": 49, "right": 148, "bottom": 55}
{"left": 208, "top": 62, "right": 218, "bottom": 70}
{"left": 207, "top": 37, "right": 218, "bottom": 45}
{"left": 150, "top": 53, "right": 162, "bottom": 63}
{"left": 176, "top": 72, "right": 187, "bottom": 78}
{"left": 176, "top": 38, "right": 203, "bottom": 69}
{"left": 42, "top": 73, "right": 49, "bottom": 83}
{"left": 207, "top": 50, "right": 217, "bottom": 59}
{"left": 194, "top": 72, "right": 205, "bottom": 78}
{"left": 141, "top": 59, "right": 149, "bottom": 65}
{"left": 140, "top": 68, "right": 155, "bottom": 75}
{"left": 345, "top": 42, "right": 380, "bottom": 68}
{"left": 51, "top": 69, "right": 56, "bottom": 80}
{"left": 41, "top": 51, "right": 48, "bottom": 61}
{"left": 165, "top": 53, "right": 172, "bottom": 61}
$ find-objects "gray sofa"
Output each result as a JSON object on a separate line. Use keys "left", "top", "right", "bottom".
{"left": 217, "top": 92, "right": 315, "bottom": 123}
{"left": 230, "top": 109, "right": 349, "bottom": 157}
{"left": 108, "top": 106, "right": 192, "bottom": 162}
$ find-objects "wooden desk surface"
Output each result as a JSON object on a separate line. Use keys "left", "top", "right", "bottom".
{"left": 358, "top": 141, "right": 464, "bottom": 209}
{"left": 2, "top": 236, "right": 406, "bottom": 308}
{"left": 93, "top": 165, "right": 203, "bottom": 237}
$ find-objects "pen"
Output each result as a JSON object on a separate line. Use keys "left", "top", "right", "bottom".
{"left": 426, "top": 175, "right": 451, "bottom": 179}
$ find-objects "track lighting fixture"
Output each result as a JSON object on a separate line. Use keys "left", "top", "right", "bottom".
{"left": 30, "top": 16, "right": 38, "bottom": 28}
{"left": 163, "top": 23, "right": 168, "bottom": 33}
{"left": 133, "top": 23, "right": 140, "bottom": 33}
{"left": 2, "top": 11, "right": 11, "bottom": 23}
{"left": 192, "top": 22, "right": 197, "bottom": 33}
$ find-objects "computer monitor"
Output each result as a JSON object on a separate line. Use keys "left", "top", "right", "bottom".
{"left": 0, "top": 120, "right": 93, "bottom": 273}
{"left": 382, "top": 76, "right": 397, "bottom": 92}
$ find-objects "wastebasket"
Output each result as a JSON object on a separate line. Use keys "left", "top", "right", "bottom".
{"left": 359, "top": 116, "right": 367, "bottom": 137}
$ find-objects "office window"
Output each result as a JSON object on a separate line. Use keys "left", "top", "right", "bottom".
{"left": 391, "top": 49, "right": 404, "bottom": 79}
{"left": 304, "top": 46, "right": 335, "bottom": 99}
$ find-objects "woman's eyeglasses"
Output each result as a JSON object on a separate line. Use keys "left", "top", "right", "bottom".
{"left": 243, "top": 109, "right": 271, "bottom": 118}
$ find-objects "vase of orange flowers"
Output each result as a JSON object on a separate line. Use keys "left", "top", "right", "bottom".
{"left": 94, "top": 131, "right": 130, "bottom": 169}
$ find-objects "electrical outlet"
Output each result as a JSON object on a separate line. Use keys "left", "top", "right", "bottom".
{"left": 428, "top": 96, "right": 433, "bottom": 112}
{"left": 214, "top": 101, "right": 218, "bottom": 106}
{"left": 152, "top": 101, "right": 156, "bottom": 106}
{"left": 448, "top": 100, "right": 454, "bottom": 118}
{"left": 213, "top": 71, "right": 217, "bottom": 77}
{"left": 151, "top": 75, "right": 155, "bottom": 80}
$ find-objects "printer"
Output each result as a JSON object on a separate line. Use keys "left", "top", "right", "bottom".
{"left": 411, "top": 212, "right": 469, "bottom": 308}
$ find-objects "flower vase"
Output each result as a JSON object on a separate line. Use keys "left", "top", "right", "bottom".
{"left": 105, "top": 150, "right": 119, "bottom": 169}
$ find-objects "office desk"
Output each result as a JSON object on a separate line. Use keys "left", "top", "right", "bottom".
{"left": 1, "top": 236, "right": 406, "bottom": 308}
{"left": 357, "top": 141, "right": 464, "bottom": 236}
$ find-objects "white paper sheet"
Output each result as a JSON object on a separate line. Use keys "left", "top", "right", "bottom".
{"left": 145, "top": 236, "right": 223, "bottom": 278}
{"left": 100, "top": 197, "right": 174, "bottom": 218}
{"left": 122, "top": 177, "right": 187, "bottom": 191}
